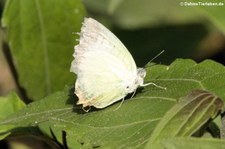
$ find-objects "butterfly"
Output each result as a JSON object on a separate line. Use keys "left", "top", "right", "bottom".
{"left": 70, "top": 18, "right": 160, "bottom": 110}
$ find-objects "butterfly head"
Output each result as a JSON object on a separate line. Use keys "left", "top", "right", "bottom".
{"left": 124, "top": 68, "right": 146, "bottom": 93}
{"left": 136, "top": 68, "right": 146, "bottom": 86}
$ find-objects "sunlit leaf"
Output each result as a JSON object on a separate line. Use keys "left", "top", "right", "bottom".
{"left": 0, "top": 93, "right": 25, "bottom": 139}
{"left": 2, "top": 0, "right": 86, "bottom": 100}
{"left": 0, "top": 59, "right": 225, "bottom": 148}
{"left": 162, "top": 137, "right": 225, "bottom": 149}
{"left": 145, "top": 90, "right": 223, "bottom": 149}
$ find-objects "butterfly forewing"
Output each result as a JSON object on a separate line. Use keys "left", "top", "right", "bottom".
{"left": 70, "top": 18, "right": 139, "bottom": 108}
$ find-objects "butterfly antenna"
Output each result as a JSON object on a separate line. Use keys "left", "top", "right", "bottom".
{"left": 145, "top": 50, "right": 165, "bottom": 67}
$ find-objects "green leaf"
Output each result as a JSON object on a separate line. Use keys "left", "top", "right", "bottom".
{"left": 0, "top": 93, "right": 25, "bottom": 121}
{"left": 0, "top": 85, "right": 173, "bottom": 148}
{"left": 0, "top": 59, "right": 225, "bottom": 148}
{"left": 1, "top": 0, "right": 86, "bottom": 100}
{"left": 162, "top": 137, "right": 225, "bottom": 149}
{"left": 144, "top": 59, "right": 225, "bottom": 100}
{"left": 145, "top": 90, "right": 224, "bottom": 149}
{"left": 0, "top": 93, "right": 25, "bottom": 139}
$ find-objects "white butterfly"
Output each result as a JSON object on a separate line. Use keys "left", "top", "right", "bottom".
{"left": 70, "top": 18, "right": 155, "bottom": 109}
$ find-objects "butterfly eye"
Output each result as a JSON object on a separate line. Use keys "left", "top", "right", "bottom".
{"left": 126, "top": 86, "right": 130, "bottom": 89}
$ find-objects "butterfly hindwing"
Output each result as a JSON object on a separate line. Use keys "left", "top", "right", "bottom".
{"left": 70, "top": 18, "right": 139, "bottom": 108}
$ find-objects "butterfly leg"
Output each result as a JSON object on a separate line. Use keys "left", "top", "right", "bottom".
{"left": 82, "top": 106, "right": 91, "bottom": 112}
{"left": 142, "top": 82, "right": 167, "bottom": 90}
{"left": 113, "top": 97, "right": 125, "bottom": 111}
{"left": 131, "top": 89, "right": 137, "bottom": 98}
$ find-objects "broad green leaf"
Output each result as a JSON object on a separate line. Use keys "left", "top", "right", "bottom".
{"left": 0, "top": 93, "right": 25, "bottom": 139}
{"left": 0, "top": 93, "right": 25, "bottom": 120}
{"left": 145, "top": 90, "right": 223, "bottom": 149}
{"left": 0, "top": 59, "right": 225, "bottom": 148}
{"left": 0, "top": 86, "right": 174, "bottom": 148}
{"left": 144, "top": 59, "right": 225, "bottom": 100}
{"left": 162, "top": 137, "right": 225, "bottom": 149}
{"left": 1, "top": 0, "right": 86, "bottom": 100}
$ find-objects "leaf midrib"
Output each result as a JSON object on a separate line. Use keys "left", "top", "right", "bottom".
{"left": 35, "top": 0, "right": 51, "bottom": 94}
{"left": 0, "top": 106, "right": 161, "bottom": 129}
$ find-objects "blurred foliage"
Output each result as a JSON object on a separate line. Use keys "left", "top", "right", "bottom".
{"left": 83, "top": 0, "right": 225, "bottom": 65}
{"left": 114, "top": 24, "right": 208, "bottom": 65}
{"left": 83, "top": 0, "right": 204, "bottom": 29}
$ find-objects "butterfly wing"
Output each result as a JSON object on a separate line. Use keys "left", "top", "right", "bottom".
{"left": 70, "top": 18, "right": 138, "bottom": 108}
